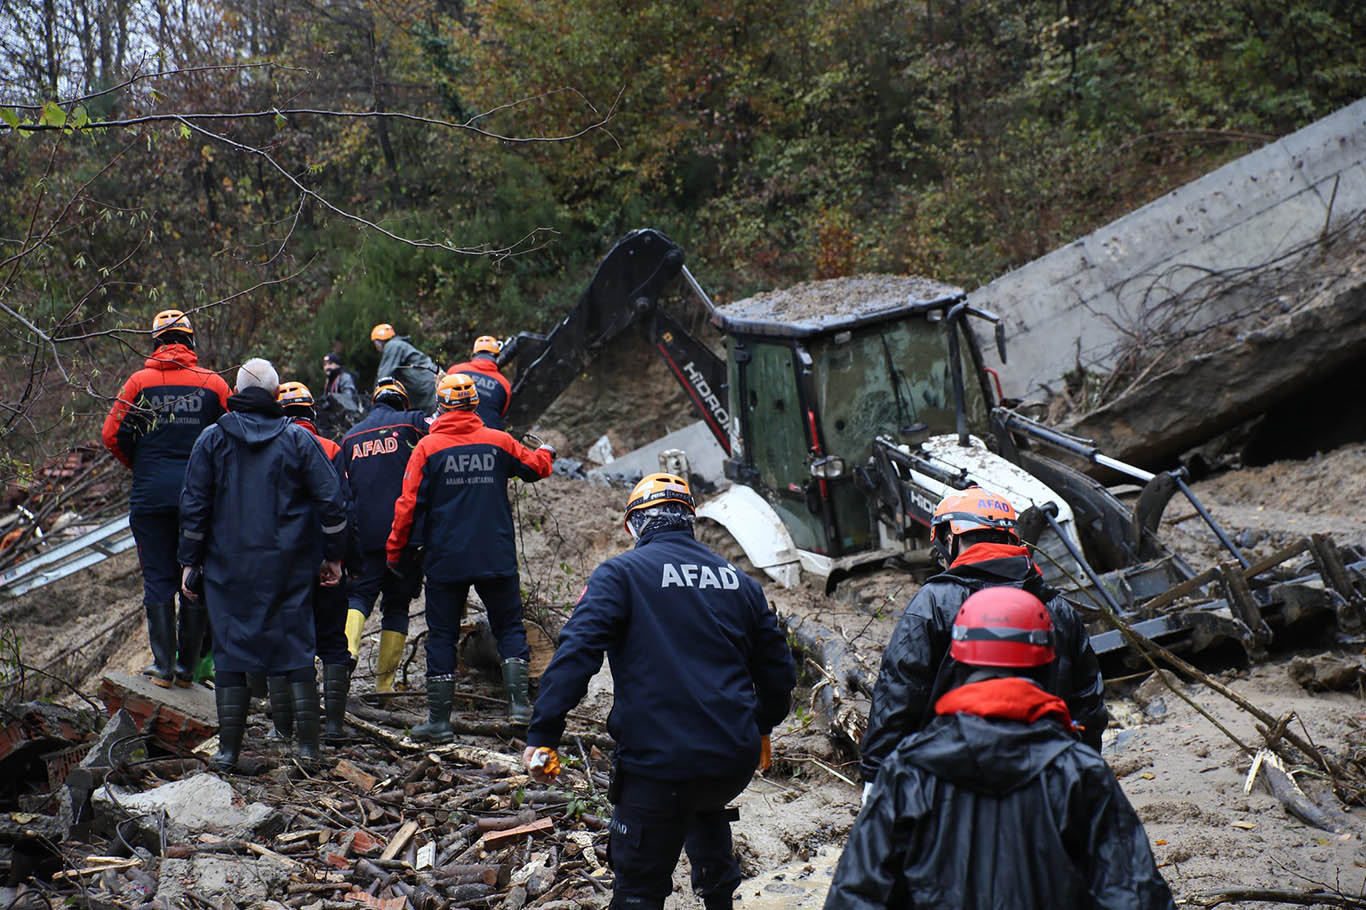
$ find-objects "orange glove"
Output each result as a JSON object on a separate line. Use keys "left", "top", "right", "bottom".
{"left": 526, "top": 747, "right": 561, "bottom": 782}
{"left": 757, "top": 734, "right": 772, "bottom": 773}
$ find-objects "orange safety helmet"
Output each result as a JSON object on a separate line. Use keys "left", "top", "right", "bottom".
{"left": 372, "top": 375, "right": 409, "bottom": 407}
{"left": 623, "top": 473, "right": 695, "bottom": 529}
{"left": 929, "top": 486, "right": 1020, "bottom": 545}
{"left": 472, "top": 335, "right": 502, "bottom": 356}
{"left": 950, "top": 587, "right": 1055, "bottom": 668}
{"left": 151, "top": 309, "right": 194, "bottom": 339}
{"left": 370, "top": 323, "right": 396, "bottom": 342}
{"left": 276, "top": 381, "right": 315, "bottom": 409}
{"left": 436, "top": 372, "right": 479, "bottom": 410}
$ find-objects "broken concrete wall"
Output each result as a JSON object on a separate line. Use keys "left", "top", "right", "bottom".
{"left": 976, "top": 98, "right": 1366, "bottom": 403}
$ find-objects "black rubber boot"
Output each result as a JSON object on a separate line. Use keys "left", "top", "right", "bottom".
{"left": 502, "top": 658, "right": 533, "bottom": 725}
{"left": 142, "top": 602, "right": 176, "bottom": 687}
{"left": 173, "top": 602, "right": 208, "bottom": 687}
{"left": 322, "top": 663, "right": 350, "bottom": 743}
{"left": 290, "top": 679, "right": 323, "bottom": 762}
{"left": 212, "top": 685, "right": 249, "bottom": 772}
{"left": 266, "top": 676, "right": 293, "bottom": 741}
{"left": 410, "top": 675, "right": 455, "bottom": 744}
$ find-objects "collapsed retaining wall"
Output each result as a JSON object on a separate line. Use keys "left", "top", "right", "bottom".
{"left": 975, "top": 99, "right": 1366, "bottom": 403}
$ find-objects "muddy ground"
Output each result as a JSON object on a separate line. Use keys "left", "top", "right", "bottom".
{"left": 4, "top": 439, "right": 1366, "bottom": 906}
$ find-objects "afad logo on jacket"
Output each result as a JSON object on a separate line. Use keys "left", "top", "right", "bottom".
{"left": 440, "top": 450, "right": 497, "bottom": 486}
{"left": 660, "top": 562, "right": 741, "bottom": 590}
{"left": 350, "top": 434, "right": 401, "bottom": 460}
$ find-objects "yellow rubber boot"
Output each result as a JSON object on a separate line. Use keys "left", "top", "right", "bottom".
{"left": 344, "top": 609, "right": 367, "bottom": 662}
{"left": 374, "top": 630, "right": 406, "bottom": 693}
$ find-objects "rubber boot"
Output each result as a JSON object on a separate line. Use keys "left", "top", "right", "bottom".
{"left": 212, "top": 685, "right": 249, "bottom": 772}
{"left": 344, "top": 608, "right": 366, "bottom": 669}
{"left": 374, "top": 629, "right": 406, "bottom": 693}
{"left": 502, "top": 658, "right": 533, "bottom": 725}
{"left": 266, "top": 676, "right": 293, "bottom": 742}
{"left": 290, "top": 679, "right": 323, "bottom": 761}
{"left": 410, "top": 675, "right": 455, "bottom": 744}
{"left": 173, "top": 602, "right": 208, "bottom": 687}
{"left": 142, "top": 602, "right": 176, "bottom": 687}
{"left": 322, "top": 663, "right": 350, "bottom": 742}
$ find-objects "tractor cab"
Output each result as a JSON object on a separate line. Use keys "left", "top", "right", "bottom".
{"left": 714, "top": 276, "right": 995, "bottom": 562}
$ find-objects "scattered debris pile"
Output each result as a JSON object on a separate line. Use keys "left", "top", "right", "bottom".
{"left": 0, "top": 669, "right": 623, "bottom": 910}
{"left": 1, "top": 446, "right": 126, "bottom": 569}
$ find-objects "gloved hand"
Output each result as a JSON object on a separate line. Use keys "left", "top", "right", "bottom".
{"left": 538, "top": 443, "right": 557, "bottom": 458}
{"left": 756, "top": 734, "right": 772, "bottom": 772}
{"left": 861, "top": 781, "right": 874, "bottom": 806}
{"left": 523, "top": 746, "right": 561, "bottom": 783}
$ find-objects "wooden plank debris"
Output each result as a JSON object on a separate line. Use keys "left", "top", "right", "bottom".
{"left": 479, "top": 817, "right": 554, "bottom": 850}
{"left": 380, "top": 820, "right": 419, "bottom": 861}
{"left": 334, "top": 758, "right": 378, "bottom": 792}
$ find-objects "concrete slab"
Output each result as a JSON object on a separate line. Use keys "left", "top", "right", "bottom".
{"left": 586, "top": 420, "right": 728, "bottom": 487}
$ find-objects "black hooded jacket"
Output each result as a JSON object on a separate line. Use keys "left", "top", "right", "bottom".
{"left": 860, "top": 548, "right": 1108, "bottom": 782}
{"left": 826, "top": 709, "right": 1174, "bottom": 909}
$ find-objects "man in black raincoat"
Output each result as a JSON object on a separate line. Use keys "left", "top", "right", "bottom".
{"left": 859, "top": 487, "right": 1107, "bottom": 791}
{"left": 178, "top": 358, "right": 349, "bottom": 771}
{"left": 826, "top": 587, "right": 1173, "bottom": 909}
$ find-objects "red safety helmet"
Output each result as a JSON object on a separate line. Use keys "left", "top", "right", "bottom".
{"left": 950, "top": 587, "right": 1055, "bottom": 668}
{"left": 930, "top": 487, "right": 1020, "bottom": 544}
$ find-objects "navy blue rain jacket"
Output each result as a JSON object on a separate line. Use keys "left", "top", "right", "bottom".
{"left": 826, "top": 709, "right": 1174, "bottom": 909}
{"left": 340, "top": 404, "right": 429, "bottom": 552}
{"left": 527, "top": 528, "right": 797, "bottom": 781}
{"left": 387, "top": 408, "right": 551, "bottom": 579}
{"left": 178, "top": 389, "right": 348, "bottom": 673}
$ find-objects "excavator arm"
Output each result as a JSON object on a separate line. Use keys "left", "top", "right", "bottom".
{"left": 500, "top": 228, "right": 732, "bottom": 453}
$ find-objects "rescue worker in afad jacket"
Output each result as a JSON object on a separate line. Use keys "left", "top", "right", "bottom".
{"left": 446, "top": 334, "right": 512, "bottom": 431}
{"left": 102, "top": 309, "right": 231, "bottom": 689}
{"left": 339, "top": 377, "right": 431, "bottom": 692}
{"left": 825, "top": 587, "right": 1175, "bottom": 910}
{"left": 386, "top": 372, "right": 554, "bottom": 738}
{"left": 178, "top": 358, "right": 348, "bottom": 772}
{"left": 278, "top": 381, "right": 355, "bottom": 744}
{"left": 524, "top": 474, "right": 797, "bottom": 910}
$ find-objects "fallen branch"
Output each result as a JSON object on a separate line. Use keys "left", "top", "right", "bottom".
{"left": 1186, "top": 888, "right": 1366, "bottom": 908}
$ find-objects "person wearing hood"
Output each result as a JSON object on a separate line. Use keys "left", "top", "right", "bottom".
{"left": 371, "top": 323, "right": 438, "bottom": 414}
{"left": 859, "top": 487, "right": 1108, "bottom": 795}
{"left": 339, "top": 377, "right": 430, "bottom": 693}
{"left": 387, "top": 373, "right": 554, "bottom": 734}
{"left": 177, "top": 358, "right": 348, "bottom": 771}
{"left": 523, "top": 473, "right": 796, "bottom": 910}
{"left": 825, "top": 587, "right": 1174, "bottom": 909}
{"left": 445, "top": 335, "right": 512, "bottom": 430}
{"left": 102, "top": 310, "right": 231, "bottom": 689}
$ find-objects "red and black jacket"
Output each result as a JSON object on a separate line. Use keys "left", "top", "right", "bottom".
{"left": 101, "top": 344, "right": 231, "bottom": 513}
{"left": 387, "top": 409, "right": 551, "bottom": 580}
{"left": 340, "top": 404, "right": 430, "bottom": 553}
{"left": 446, "top": 357, "right": 512, "bottom": 430}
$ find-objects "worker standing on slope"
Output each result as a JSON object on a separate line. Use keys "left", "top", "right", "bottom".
{"left": 859, "top": 487, "right": 1108, "bottom": 798}
{"left": 318, "top": 352, "right": 364, "bottom": 438}
{"left": 102, "top": 309, "right": 230, "bottom": 688}
{"left": 524, "top": 474, "right": 796, "bottom": 910}
{"left": 339, "top": 377, "right": 430, "bottom": 692}
{"left": 178, "top": 358, "right": 348, "bottom": 771}
{"left": 278, "top": 381, "right": 355, "bottom": 742}
{"left": 370, "top": 323, "right": 438, "bottom": 414}
{"left": 826, "top": 588, "right": 1174, "bottom": 909}
{"left": 446, "top": 335, "right": 512, "bottom": 430}
{"left": 387, "top": 372, "right": 554, "bottom": 736}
